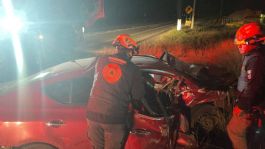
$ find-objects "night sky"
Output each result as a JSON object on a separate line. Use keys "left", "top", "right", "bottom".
{"left": 103, "top": 0, "right": 178, "bottom": 25}
{"left": 98, "top": 0, "right": 265, "bottom": 27}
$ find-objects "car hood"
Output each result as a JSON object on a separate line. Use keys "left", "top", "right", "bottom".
{"left": 159, "top": 51, "right": 236, "bottom": 90}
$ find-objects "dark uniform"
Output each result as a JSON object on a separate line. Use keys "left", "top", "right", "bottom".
{"left": 237, "top": 48, "right": 265, "bottom": 110}
{"left": 87, "top": 53, "right": 145, "bottom": 149}
{"left": 227, "top": 47, "right": 265, "bottom": 149}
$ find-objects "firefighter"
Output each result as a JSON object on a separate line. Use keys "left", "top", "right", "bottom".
{"left": 86, "top": 34, "right": 156, "bottom": 149}
{"left": 227, "top": 22, "right": 265, "bottom": 149}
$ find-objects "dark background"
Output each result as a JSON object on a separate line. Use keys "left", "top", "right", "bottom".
{"left": 93, "top": 0, "right": 265, "bottom": 28}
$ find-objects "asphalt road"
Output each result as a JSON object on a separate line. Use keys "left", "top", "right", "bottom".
{"left": 77, "top": 22, "right": 176, "bottom": 52}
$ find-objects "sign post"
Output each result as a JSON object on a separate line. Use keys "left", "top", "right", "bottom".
{"left": 184, "top": 5, "right": 192, "bottom": 27}
{"left": 191, "top": 0, "right": 196, "bottom": 29}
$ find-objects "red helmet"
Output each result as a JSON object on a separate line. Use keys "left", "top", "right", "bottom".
{"left": 235, "top": 22, "right": 263, "bottom": 54}
{"left": 112, "top": 34, "right": 139, "bottom": 54}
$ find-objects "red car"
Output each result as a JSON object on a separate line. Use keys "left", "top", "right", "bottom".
{"left": 0, "top": 52, "right": 232, "bottom": 149}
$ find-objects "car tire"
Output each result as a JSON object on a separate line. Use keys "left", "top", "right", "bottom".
{"left": 191, "top": 104, "right": 226, "bottom": 131}
{"left": 19, "top": 143, "right": 57, "bottom": 149}
{"left": 191, "top": 104, "right": 231, "bottom": 148}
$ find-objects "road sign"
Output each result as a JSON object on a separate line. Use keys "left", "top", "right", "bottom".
{"left": 185, "top": 5, "right": 193, "bottom": 14}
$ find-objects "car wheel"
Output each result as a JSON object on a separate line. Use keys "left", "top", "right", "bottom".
{"left": 19, "top": 143, "right": 57, "bottom": 149}
{"left": 191, "top": 104, "right": 231, "bottom": 148}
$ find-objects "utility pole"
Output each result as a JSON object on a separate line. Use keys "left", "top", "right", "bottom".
{"left": 191, "top": 0, "right": 196, "bottom": 29}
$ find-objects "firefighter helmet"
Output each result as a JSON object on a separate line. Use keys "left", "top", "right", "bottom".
{"left": 235, "top": 22, "right": 263, "bottom": 54}
{"left": 112, "top": 34, "right": 139, "bottom": 54}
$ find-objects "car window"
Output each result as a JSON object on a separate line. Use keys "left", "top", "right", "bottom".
{"left": 140, "top": 72, "right": 174, "bottom": 116}
{"left": 149, "top": 73, "right": 188, "bottom": 94}
{"left": 142, "top": 72, "right": 191, "bottom": 116}
{"left": 44, "top": 72, "right": 94, "bottom": 105}
{"left": 141, "top": 73, "right": 161, "bottom": 115}
{"left": 148, "top": 73, "right": 175, "bottom": 91}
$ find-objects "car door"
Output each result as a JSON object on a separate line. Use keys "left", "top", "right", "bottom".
{"left": 42, "top": 72, "right": 94, "bottom": 149}
{"left": 125, "top": 72, "right": 177, "bottom": 149}
{"left": 126, "top": 113, "right": 176, "bottom": 149}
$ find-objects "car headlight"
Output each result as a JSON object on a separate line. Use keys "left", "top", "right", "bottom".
{"left": 0, "top": 16, "right": 25, "bottom": 33}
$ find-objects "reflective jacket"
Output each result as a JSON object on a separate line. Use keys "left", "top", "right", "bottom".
{"left": 237, "top": 47, "right": 265, "bottom": 111}
{"left": 87, "top": 53, "right": 145, "bottom": 124}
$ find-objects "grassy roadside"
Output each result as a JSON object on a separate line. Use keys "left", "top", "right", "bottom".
{"left": 141, "top": 24, "right": 237, "bottom": 50}
{"left": 139, "top": 23, "right": 243, "bottom": 78}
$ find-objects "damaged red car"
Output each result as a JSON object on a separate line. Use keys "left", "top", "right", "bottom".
{"left": 0, "top": 52, "right": 234, "bottom": 149}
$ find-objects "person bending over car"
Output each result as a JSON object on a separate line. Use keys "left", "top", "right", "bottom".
{"left": 227, "top": 22, "right": 265, "bottom": 149}
{"left": 86, "top": 34, "right": 156, "bottom": 149}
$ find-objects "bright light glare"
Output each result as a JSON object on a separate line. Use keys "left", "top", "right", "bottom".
{"left": 16, "top": 121, "right": 23, "bottom": 125}
{"left": 33, "top": 72, "right": 50, "bottom": 80}
{"left": 2, "top": 0, "right": 25, "bottom": 33}
{"left": 3, "top": 121, "right": 23, "bottom": 126}
{"left": 2, "top": 0, "right": 25, "bottom": 77}
{"left": 38, "top": 34, "right": 44, "bottom": 40}
{"left": 0, "top": 16, "right": 24, "bottom": 33}
{"left": 13, "top": 34, "right": 24, "bottom": 74}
